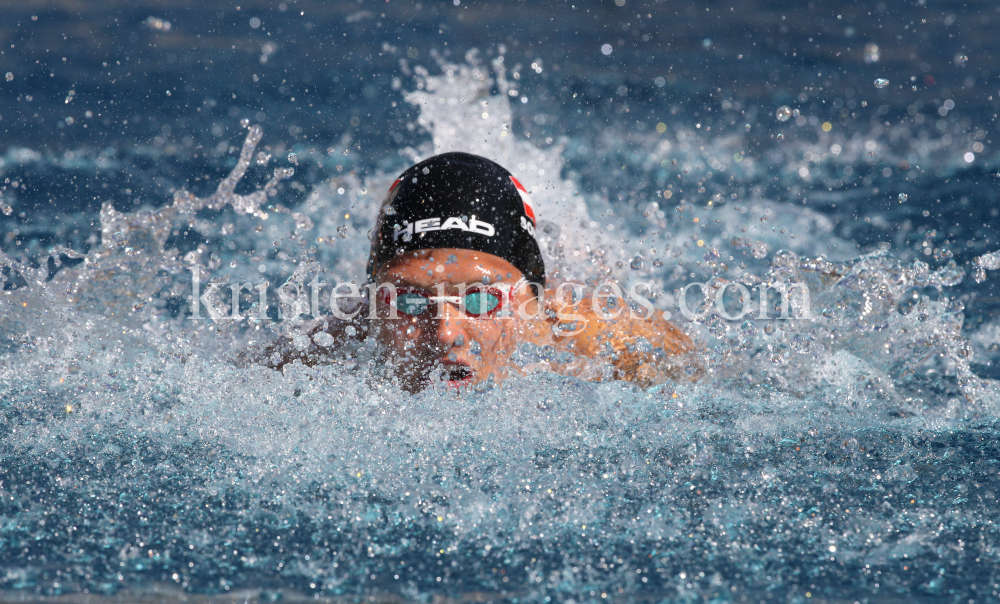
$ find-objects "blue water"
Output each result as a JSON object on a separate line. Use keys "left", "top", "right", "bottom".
{"left": 3, "top": 1, "right": 1000, "bottom": 602}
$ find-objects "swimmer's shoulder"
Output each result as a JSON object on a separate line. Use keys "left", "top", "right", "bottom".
{"left": 543, "top": 289, "right": 701, "bottom": 384}
{"left": 234, "top": 315, "right": 368, "bottom": 371}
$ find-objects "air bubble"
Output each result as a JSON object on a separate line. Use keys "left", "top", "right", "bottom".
{"left": 775, "top": 106, "right": 792, "bottom": 122}
{"left": 776, "top": 133, "right": 785, "bottom": 141}
{"left": 874, "top": 78, "right": 889, "bottom": 89}
{"left": 240, "top": 118, "right": 250, "bottom": 127}
{"left": 5, "top": 72, "right": 13, "bottom": 82}
{"left": 897, "top": 193, "right": 908, "bottom": 203}
{"left": 287, "top": 152, "right": 298, "bottom": 164}
{"left": 630, "top": 255, "right": 644, "bottom": 270}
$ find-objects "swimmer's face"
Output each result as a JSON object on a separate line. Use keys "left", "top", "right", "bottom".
{"left": 372, "top": 248, "right": 545, "bottom": 392}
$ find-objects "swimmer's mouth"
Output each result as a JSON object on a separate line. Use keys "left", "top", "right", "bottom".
{"left": 440, "top": 361, "right": 474, "bottom": 387}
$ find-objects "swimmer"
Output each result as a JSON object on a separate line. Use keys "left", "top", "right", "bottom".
{"left": 252, "top": 152, "right": 698, "bottom": 390}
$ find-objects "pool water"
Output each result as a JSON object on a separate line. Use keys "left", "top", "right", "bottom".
{"left": 2, "top": 1, "right": 1000, "bottom": 602}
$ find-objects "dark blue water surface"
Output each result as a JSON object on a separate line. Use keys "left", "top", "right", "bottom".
{"left": 3, "top": 1, "right": 1000, "bottom": 603}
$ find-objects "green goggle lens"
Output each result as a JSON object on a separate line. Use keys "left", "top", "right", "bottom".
{"left": 462, "top": 291, "right": 500, "bottom": 315}
{"left": 394, "top": 292, "right": 430, "bottom": 315}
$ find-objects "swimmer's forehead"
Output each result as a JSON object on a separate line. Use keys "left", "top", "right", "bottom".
{"left": 375, "top": 248, "right": 522, "bottom": 288}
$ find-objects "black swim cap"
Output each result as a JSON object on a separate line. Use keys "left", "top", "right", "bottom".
{"left": 367, "top": 152, "right": 545, "bottom": 287}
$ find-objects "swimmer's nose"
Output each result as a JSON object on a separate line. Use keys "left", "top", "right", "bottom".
{"left": 432, "top": 298, "right": 466, "bottom": 349}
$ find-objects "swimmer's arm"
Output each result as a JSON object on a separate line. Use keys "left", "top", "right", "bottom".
{"left": 234, "top": 315, "right": 367, "bottom": 371}
{"left": 543, "top": 291, "right": 701, "bottom": 384}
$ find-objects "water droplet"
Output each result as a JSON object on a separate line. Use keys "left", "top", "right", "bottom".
{"left": 775, "top": 106, "right": 793, "bottom": 122}
{"left": 751, "top": 241, "right": 769, "bottom": 259}
{"left": 652, "top": 258, "right": 664, "bottom": 268}
{"left": 256, "top": 151, "right": 271, "bottom": 166}
{"left": 601, "top": 44, "right": 613, "bottom": 56}
{"left": 4, "top": 72, "right": 13, "bottom": 81}
{"left": 240, "top": 118, "right": 250, "bottom": 127}
{"left": 312, "top": 331, "right": 334, "bottom": 347}
{"left": 0, "top": 203, "right": 11, "bottom": 216}
{"left": 976, "top": 251, "right": 1000, "bottom": 270}
{"left": 630, "top": 255, "right": 644, "bottom": 270}
{"left": 776, "top": 133, "right": 785, "bottom": 141}
{"left": 422, "top": 167, "right": 430, "bottom": 174}
{"left": 385, "top": 205, "right": 397, "bottom": 216}
{"left": 292, "top": 334, "right": 311, "bottom": 351}
{"left": 957, "top": 54, "right": 969, "bottom": 65}
{"left": 897, "top": 193, "right": 908, "bottom": 203}
{"left": 287, "top": 152, "right": 298, "bottom": 164}
{"left": 874, "top": 78, "right": 889, "bottom": 89}
{"left": 864, "top": 43, "right": 880, "bottom": 63}
{"left": 745, "top": 123, "right": 751, "bottom": 131}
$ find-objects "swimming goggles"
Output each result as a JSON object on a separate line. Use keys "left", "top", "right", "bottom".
{"left": 377, "top": 278, "right": 527, "bottom": 318}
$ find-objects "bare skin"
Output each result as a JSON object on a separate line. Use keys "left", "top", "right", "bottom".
{"left": 248, "top": 248, "right": 698, "bottom": 389}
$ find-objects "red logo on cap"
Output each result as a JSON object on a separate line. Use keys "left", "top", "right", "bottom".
{"left": 510, "top": 176, "right": 536, "bottom": 225}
